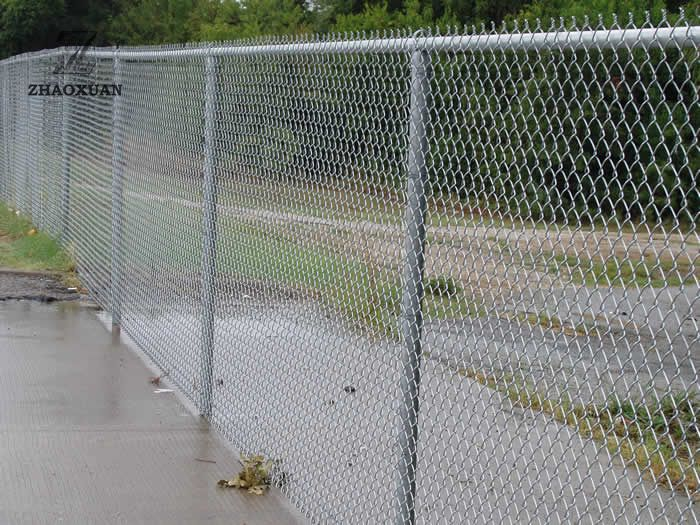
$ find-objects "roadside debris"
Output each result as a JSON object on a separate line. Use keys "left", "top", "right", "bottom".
{"left": 149, "top": 372, "right": 168, "bottom": 385}
{"left": 217, "top": 455, "right": 271, "bottom": 495}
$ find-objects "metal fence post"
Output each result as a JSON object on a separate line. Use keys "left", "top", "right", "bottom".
{"left": 60, "top": 51, "right": 71, "bottom": 242}
{"left": 199, "top": 52, "right": 218, "bottom": 417}
{"left": 396, "top": 42, "right": 432, "bottom": 525}
{"left": 21, "top": 61, "right": 30, "bottom": 214}
{"left": 0, "top": 65, "right": 6, "bottom": 200}
{"left": 60, "top": 51, "right": 70, "bottom": 244}
{"left": 111, "top": 50, "right": 124, "bottom": 332}
{"left": 27, "top": 62, "right": 36, "bottom": 222}
{"left": 1, "top": 65, "right": 7, "bottom": 200}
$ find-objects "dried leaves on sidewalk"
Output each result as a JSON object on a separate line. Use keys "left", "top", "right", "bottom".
{"left": 217, "top": 455, "right": 271, "bottom": 495}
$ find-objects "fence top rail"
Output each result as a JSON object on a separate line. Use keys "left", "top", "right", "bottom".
{"left": 0, "top": 25, "right": 698, "bottom": 65}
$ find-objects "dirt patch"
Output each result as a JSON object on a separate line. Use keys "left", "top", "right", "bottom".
{"left": 0, "top": 269, "right": 80, "bottom": 302}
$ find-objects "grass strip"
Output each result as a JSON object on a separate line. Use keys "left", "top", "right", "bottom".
{"left": 454, "top": 366, "right": 699, "bottom": 496}
{"left": 0, "top": 202, "right": 78, "bottom": 285}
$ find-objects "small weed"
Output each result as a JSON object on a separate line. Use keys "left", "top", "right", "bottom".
{"left": 515, "top": 312, "right": 563, "bottom": 330}
{"left": 421, "top": 275, "right": 489, "bottom": 321}
{"left": 503, "top": 311, "right": 592, "bottom": 337}
{"left": 601, "top": 392, "right": 699, "bottom": 449}
{"left": 423, "top": 295, "right": 486, "bottom": 321}
{"left": 217, "top": 455, "right": 272, "bottom": 495}
{"left": 425, "top": 275, "right": 461, "bottom": 296}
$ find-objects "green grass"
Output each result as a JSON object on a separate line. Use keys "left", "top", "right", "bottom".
{"left": 213, "top": 176, "right": 483, "bottom": 230}
{"left": 497, "top": 240, "right": 697, "bottom": 288}
{"left": 425, "top": 275, "right": 461, "bottom": 296}
{"left": 421, "top": 275, "right": 486, "bottom": 320}
{"left": 503, "top": 311, "right": 595, "bottom": 337}
{"left": 453, "top": 365, "right": 699, "bottom": 495}
{"left": 0, "top": 202, "right": 76, "bottom": 277}
{"left": 217, "top": 220, "right": 403, "bottom": 338}
{"left": 216, "top": 219, "right": 487, "bottom": 333}
{"left": 547, "top": 253, "right": 697, "bottom": 288}
{"left": 208, "top": 175, "right": 699, "bottom": 236}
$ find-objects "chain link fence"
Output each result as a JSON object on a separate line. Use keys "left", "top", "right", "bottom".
{"left": 0, "top": 13, "right": 698, "bottom": 524}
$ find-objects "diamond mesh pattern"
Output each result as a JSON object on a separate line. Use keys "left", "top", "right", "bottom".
{"left": 0, "top": 15, "right": 697, "bottom": 524}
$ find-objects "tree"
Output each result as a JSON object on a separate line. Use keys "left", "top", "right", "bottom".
{"left": 107, "top": 0, "right": 203, "bottom": 45}
{"left": 237, "top": 0, "right": 309, "bottom": 38}
{"left": 191, "top": 0, "right": 240, "bottom": 41}
{"left": 0, "top": 0, "right": 65, "bottom": 57}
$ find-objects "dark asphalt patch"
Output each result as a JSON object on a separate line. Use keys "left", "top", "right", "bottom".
{"left": 0, "top": 270, "right": 80, "bottom": 302}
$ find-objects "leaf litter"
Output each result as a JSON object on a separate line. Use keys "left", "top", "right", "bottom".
{"left": 217, "top": 455, "right": 272, "bottom": 495}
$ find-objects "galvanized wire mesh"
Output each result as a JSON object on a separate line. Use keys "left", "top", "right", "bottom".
{"left": 0, "top": 13, "right": 698, "bottom": 524}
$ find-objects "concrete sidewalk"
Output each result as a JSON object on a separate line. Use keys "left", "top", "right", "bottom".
{"left": 0, "top": 300, "right": 305, "bottom": 525}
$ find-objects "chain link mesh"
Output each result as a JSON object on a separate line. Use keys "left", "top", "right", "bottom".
{"left": 0, "top": 13, "right": 698, "bottom": 524}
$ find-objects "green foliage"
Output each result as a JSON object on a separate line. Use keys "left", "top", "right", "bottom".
{"left": 107, "top": 0, "right": 205, "bottom": 45}
{"left": 333, "top": 0, "right": 438, "bottom": 32}
{"left": 238, "top": 0, "right": 309, "bottom": 38}
{"left": 0, "top": 202, "right": 75, "bottom": 273}
{"left": 3, "top": 0, "right": 696, "bottom": 57}
{"left": 424, "top": 275, "right": 461, "bottom": 296}
{"left": 0, "top": 1, "right": 696, "bottom": 230}
{"left": 193, "top": 0, "right": 242, "bottom": 41}
{"left": 604, "top": 392, "right": 699, "bottom": 443}
{"left": 511, "top": 0, "right": 671, "bottom": 27}
{"left": 0, "top": 0, "right": 64, "bottom": 56}
{"left": 430, "top": 36, "right": 699, "bottom": 228}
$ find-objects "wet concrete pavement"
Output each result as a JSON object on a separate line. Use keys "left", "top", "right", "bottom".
{"left": 0, "top": 300, "right": 304, "bottom": 525}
